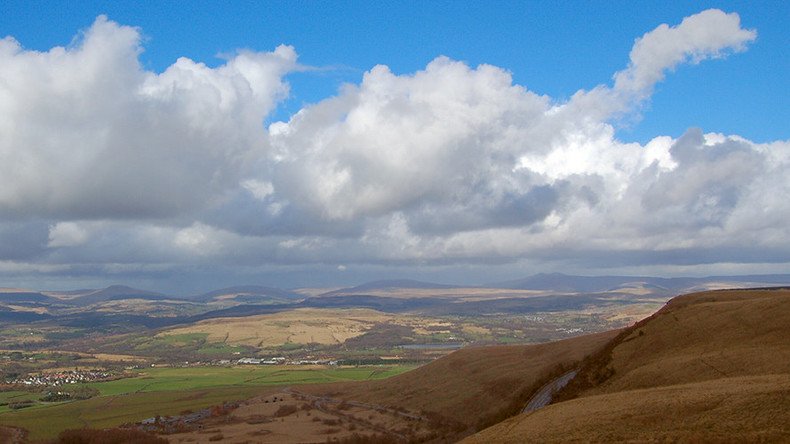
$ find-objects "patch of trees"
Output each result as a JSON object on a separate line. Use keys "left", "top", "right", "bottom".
{"left": 552, "top": 314, "right": 655, "bottom": 404}
{"left": 343, "top": 324, "right": 415, "bottom": 348}
{"left": 41, "top": 387, "right": 99, "bottom": 402}
{"left": 7, "top": 399, "right": 34, "bottom": 410}
{"left": 473, "top": 362, "right": 575, "bottom": 433}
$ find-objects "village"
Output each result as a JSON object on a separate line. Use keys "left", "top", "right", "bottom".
{"left": 9, "top": 369, "right": 113, "bottom": 387}
{"left": 169, "top": 356, "right": 343, "bottom": 368}
{"left": 233, "top": 356, "right": 338, "bottom": 366}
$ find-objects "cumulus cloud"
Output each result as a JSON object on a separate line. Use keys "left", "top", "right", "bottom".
{"left": 268, "top": 58, "right": 553, "bottom": 224}
{"left": 1, "top": 10, "right": 787, "bottom": 288}
{"left": 614, "top": 9, "right": 756, "bottom": 97}
{"left": 0, "top": 16, "right": 296, "bottom": 220}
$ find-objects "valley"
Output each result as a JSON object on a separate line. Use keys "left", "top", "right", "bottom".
{"left": 0, "top": 276, "right": 789, "bottom": 442}
{"left": 2, "top": 5, "right": 786, "bottom": 443}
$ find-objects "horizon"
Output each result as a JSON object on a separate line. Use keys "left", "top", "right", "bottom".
{"left": 5, "top": 271, "right": 790, "bottom": 295}
{"left": 1, "top": 3, "right": 789, "bottom": 292}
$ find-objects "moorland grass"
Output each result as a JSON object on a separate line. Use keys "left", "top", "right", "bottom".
{"left": 463, "top": 289, "right": 790, "bottom": 443}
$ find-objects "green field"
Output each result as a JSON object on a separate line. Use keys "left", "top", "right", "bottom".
{"left": 90, "top": 365, "right": 412, "bottom": 396}
{"left": 0, "top": 391, "right": 40, "bottom": 412}
{"left": 0, "top": 364, "right": 416, "bottom": 440}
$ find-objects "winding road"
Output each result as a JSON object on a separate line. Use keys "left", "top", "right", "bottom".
{"left": 522, "top": 370, "right": 577, "bottom": 414}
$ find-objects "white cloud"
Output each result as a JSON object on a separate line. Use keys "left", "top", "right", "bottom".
{"left": 241, "top": 180, "right": 275, "bottom": 201}
{"left": 173, "top": 223, "right": 227, "bottom": 255}
{"left": 1, "top": 10, "right": 787, "bottom": 287}
{"left": 0, "top": 16, "right": 296, "bottom": 220}
{"left": 263, "top": 9, "right": 758, "bottom": 235}
{"left": 614, "top": 9, "right": 756, "bottom": 97}
{"left": 48, "top": 222, "right": 90, "bottom": 247}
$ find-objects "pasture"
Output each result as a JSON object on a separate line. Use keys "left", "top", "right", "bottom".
{"left": 0, "top": 364, "right": 415, "bottom": 440}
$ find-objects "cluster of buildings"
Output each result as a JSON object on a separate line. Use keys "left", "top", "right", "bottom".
{"left": 556, "top": 327, "right": 584, "bottom": 334}
{"left": 235, "top": 356, "right": 338, "bottom": 366}
{"left": 10, "top": 369, "right": 112, "bottom": 386}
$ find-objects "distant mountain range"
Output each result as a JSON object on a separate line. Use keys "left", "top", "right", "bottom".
{"left": 2, "top": 273, "right": 789, "bottom": 304}
{"left": 489, "top": 272, "right": 790, "bottom": 293}
{"left": 319, "top": 279, "right": 459, "bottom": 296}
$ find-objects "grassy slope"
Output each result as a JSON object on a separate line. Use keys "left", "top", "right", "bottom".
{"left": 464, "top": 289, "right": 790, "bottom": 443}
{"left": 591, "top": 289, "right": 790, "bottom": 394}
{"left": 303, "top": 330, "right": 617, "bottom": 429}
{"left": 0, "top": 365, "right": 414, "bottom": 441}
{"left": 0, "top": 386, "right": 268, "bottom": 442}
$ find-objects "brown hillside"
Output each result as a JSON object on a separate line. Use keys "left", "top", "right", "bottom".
{"left": 464, "top": 288, "right": 790, "bottom": 443}
{"left": 302, "top": 330, "right": 616, "bottom": 431}
{"left": 590, "top": 288, "right": 790, "bottom": 394}
{"left": 465, "top": 374, "right": 790, "bottom": 443}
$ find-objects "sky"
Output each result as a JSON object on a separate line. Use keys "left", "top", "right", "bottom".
{"left": 0, "top": 2, "right": 788, "bottom": 292}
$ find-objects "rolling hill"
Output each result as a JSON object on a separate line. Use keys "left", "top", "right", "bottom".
{"left": 68, "top": 285, "right": 173, "bottom": 306}
{"left": 193, "top": 285, "right": 302, "bottom": 304}
{"left": 463, "top": 288, "right": 790, "bottom": 442}
{"left": 0, "top": 291, "right": 59, "bottom": 304}
{"left": 5, "top": 287, "right": 787, "bottom": 442}
{"left": 301, "top": 329, "right": 618, "bottom": 438}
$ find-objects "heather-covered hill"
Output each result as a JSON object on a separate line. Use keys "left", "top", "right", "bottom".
{"left": 302, "top": 330, "right": 617, "bottom": 435}
{"left": 464, "top": 288, "right": 790, "bottom": 443}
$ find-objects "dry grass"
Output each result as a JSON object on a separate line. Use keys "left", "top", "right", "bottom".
{"left": 302, "top": 330, "right": 617, "bottom": 428}
{"left": 591, "top": 288, "right": 790, "bottom": 394}
{"left": 156, "top": 309, "right": 624, "bottom": 442}
{"left": 158, "top": 308, "right": 493, "bottom": 348}
{"left": 463, "top": 288, "right": 790, "bottom": 443}
{"left": 159, "top": 308, "right": 394, "bottom": 347}
{"left": 90, "top": 353, "right": 149, "bottom": 362}
{"left": 165, "top": 391, "right": 420, "bottom": 444}
{"left": 465, "top": 374, "right": 790, "bottom": 443}
{"left": 1, "top": 304, "right": 48, "bottom": 314}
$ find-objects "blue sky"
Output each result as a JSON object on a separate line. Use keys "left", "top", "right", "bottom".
{"left": 0, "top": 2, "right": 788, "bottom": 291}
{"left": 2, "top": 1, "right": 786, "bottom": 142}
